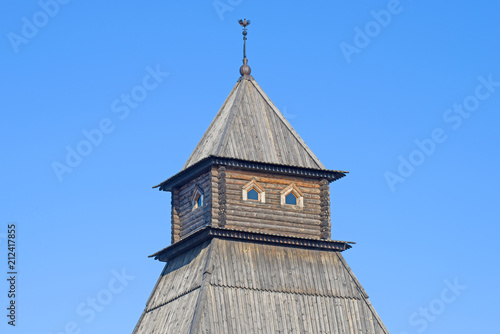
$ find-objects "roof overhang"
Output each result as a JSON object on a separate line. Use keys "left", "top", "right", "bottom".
{"left": 149, "top": 226, "right": 355, "bottom": 262}
{"left": 153, "top": 155, "right": 348, "bottom": 192}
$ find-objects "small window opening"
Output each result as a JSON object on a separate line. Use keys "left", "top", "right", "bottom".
{"left": 242, "top": 180, "right": 265, "bottom": 203}
{"left": 194, "top": 194, "right": 203, "bottom": 209}
{"left": 285, "top": 192, "right": 297, "bottom": 205}
{"left": 247, "top": 188, "right": 259, "bottom": 201}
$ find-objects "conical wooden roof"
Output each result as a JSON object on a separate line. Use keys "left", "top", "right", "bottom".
{"left": 183, "top": 77, "right": 325, "bottom": 170}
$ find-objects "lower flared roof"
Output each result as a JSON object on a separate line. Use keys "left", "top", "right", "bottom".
{"left": 133, "top": 236, "right": 389, "bottom": 334}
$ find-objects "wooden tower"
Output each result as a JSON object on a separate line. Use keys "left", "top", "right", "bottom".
{"left": 133, "top": 21, "right": 389, "bottom": 334}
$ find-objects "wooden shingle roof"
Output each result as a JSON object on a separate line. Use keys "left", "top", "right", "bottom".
{"left": 133, "top": 237, "right": 389, "bottom": 334}
{"left": 182, "top": 77, "right": 326, "bottom": 170}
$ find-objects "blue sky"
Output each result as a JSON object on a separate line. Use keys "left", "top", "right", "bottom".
{"left": 2, "top": 0, "right": 499, "bottom": 333}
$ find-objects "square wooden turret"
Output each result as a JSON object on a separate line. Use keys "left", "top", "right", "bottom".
{"left": 153, "top": 77, "right": 347, "bottom": 243}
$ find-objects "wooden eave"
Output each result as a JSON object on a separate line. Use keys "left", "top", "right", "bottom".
{"left": 153, "top": 155, "right": 348, "bottom": 192}
{"left": 149, "top": 226, "right": 355, "bottom": 262}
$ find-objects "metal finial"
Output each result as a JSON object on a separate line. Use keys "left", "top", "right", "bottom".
{"left": 238, "top": 18, "right": 252, "bottom": 78}
{"left": 238, "top": 18, "right": 250, "bottom": 59}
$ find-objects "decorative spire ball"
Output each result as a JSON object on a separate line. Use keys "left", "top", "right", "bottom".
{"left": 238, "top": 18, "right": 252, "bottom": 78}
{"left": 240, "top": 58, "right": 251, "bottom": 77}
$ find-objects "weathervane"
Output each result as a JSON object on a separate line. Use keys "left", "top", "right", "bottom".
{"left": 239, "top": 18, "right": 251, "bottom": 59}
{"left": 238, "top": 18, "right": 252, "bottom": 78}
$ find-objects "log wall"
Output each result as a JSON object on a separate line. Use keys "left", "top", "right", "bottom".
{"left": 172, "top": 171, "right": 212, "bottom": 242}
{"left": 171, "top": 166, "right": 332, "bottom": 243}
{"left": 222, "top": 167, "right": 329, "bottom": 239}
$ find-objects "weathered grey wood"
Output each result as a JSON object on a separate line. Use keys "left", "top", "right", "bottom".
{"left": 217, "top": 166, "right": 227, "bottom": 228}
{"left": 226, "top": 170, "right": 322, "bottom": 187}
{"left": 226, "top": 202, "right": 321, "bottom": 219}
{"left": 225, "top": 182, "right": 319, "bottom": 196}
{"left": 188, "top": 240, "right": 214, "bottom": 334}
{"left": 182, "top": 78, "right": 325, "bottom": 170}
{"left": 171, "top": 188, "right": 181, "bottom": 243}
{"left": 319, "top": 178, "right": 331, "bottom": 239}
{"left": 135, "top": 71, "right": 389, "bottom": 334}
{"left": 225, "top": 208, "right": 321, "bottom": 227}
{"left": 134, "top": 238, "right": 389, "bottom": 334}
{"left": 171, "top": 161, "right": 330, "bottom": 241}
{"left": 171, "top": 171, "right": 212, "bottom": 242}
{"left": 224, "top": 221, "right": 320, "bottom": 238}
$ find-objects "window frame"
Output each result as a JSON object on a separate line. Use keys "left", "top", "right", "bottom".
{"left": 280, "top": 183, "right": 304, "bottom": 208}
{"left": 242, "top": 180, "right": 266, "bottom": 203}
{"left": 191, "top": 186, "right": 204, "bottom": 211}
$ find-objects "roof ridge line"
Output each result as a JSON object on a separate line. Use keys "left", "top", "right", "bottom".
{"left": 209, "top": 283, "right": 363, "bottom": 300}
{"left": 182, "top": 80, "right": 241, "bottom": 169}
{"left": 145, "top": 285, "right": 201, "bottom": 313}
{"left": 335, "top": 252, "right": 390, "bottom": 334}
{"left": 132, "top": 264, "right": 173, "bottom": 334}
{"left": 216, "top": 79, "right": 248, "bottom": 158}
{"left": 249, "top": 79, "right": 326, "bottom": 169}
{"left": 335, "top": 252, "right": 369, "bottom": 299}
{"left": 188, "top": 239, "right": 216, "bottom": 334}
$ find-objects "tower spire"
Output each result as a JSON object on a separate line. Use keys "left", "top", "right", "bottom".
{"left": 238, "top": 18, "right": 252, "bottom": 78}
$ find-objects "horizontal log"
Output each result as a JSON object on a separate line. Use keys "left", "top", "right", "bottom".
{"left": 180, "top": 215, "right": 208, "bottom": 234}
{"left": 226, "top": 175, "right": 321, "bottom": 190}
{"left": 178, "top": 173, "right": 211, "bottom": 191}
{"left": 178, "top": 173, "right": 211, "bottom": 190}
{"left": 177, "top": 182, "right": 211, "bottom": 204}
{"left": 226, "top": 215, "right": 319, "bottom": 231}
{"left": 211, "top": 208, "right": 219, "bottom": 222}
{"left": 225, "top": 220, "right": 319, "bottom": 238}
{"left": 224, "top": 189, "right": 321, "bottom": 206}
{"left": 177, "top": 193, "right": 210, "bottom": 210}
{"left": 179, "top": 204, "right": 210, "bottom": 220}
{"left": 226, "top": 198, "right": 322, "bottom": 215}
{"left": 225, "top": 210, "right": 321, "bottom": 228}
{"left": 226, "top": 203, "right": 321, "bottom": 220}
{"left": 225, "top": 168, "right": 320, "bottom": 184}
{"left": 224, "top": 182, "right": 320, "bottom": 196}
{"left": 211, "top": 181, "right": 218, "bottom": 191}
{"left": 181, "top": 216, "right": 207, "bottom": 231}
{"left": 180, "top": 221, "right": 209, "bottom": 238}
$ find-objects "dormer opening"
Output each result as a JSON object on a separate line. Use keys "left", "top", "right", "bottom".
{"left": 191, "top": 186, "right": 204, "bottom": 210}
{"left": 281, "top": 183, "right": 304, "bottom": 208}
{"left": 285, "top": 192, "right": 297, "bottom": 205}
{"left": 242, "top": 180, "right": 265, "bottom": 203}
{"left": 247, "top": 188, "right": 259, "bottom": 201}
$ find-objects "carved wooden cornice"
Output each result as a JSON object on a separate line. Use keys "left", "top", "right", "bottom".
{"left": 150, "top": 226, "right": 355, "bottom": 262}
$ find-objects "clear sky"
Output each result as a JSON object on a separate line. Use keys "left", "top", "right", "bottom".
{"left": 2, "top": 1, "right": 499, "bottom": 333}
